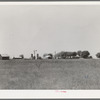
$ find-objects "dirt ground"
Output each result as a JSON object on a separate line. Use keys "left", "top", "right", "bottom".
{"left": 0, "top": 59, "right": 100, "bottom": 89}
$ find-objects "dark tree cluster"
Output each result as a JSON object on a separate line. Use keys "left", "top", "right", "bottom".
{"left": 77, "top": 50, "right": 90, "bottom": 58}
{"left": 54, "top": 50, "right": 92, "bottom": 59}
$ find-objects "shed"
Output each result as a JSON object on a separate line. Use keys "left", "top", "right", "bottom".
{"left": 0, "top": 54, "right": 10, "bottom": 60}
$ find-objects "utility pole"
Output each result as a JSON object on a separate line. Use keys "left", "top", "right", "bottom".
{"left": 33, "top": 50, "right": 37, "bottom": 59}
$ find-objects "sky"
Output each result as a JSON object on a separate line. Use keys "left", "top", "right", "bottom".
{"left": 0, "top": 4, "right": 100, "bottom": 58}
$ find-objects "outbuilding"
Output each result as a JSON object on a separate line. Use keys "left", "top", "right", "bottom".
{"left": 0, "top": 54, "right": 10, "bottom": 60}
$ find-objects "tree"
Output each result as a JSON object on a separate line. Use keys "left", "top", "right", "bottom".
{"left": 19, "top": 54, "right": 24, "bottom": 59}
{"left": 54, "top": 51, "right": 65, "bottom": 59}
{"left": 81, "top": 51, "right": 90, "bottom": 58}
{"left": 96, "top": 53, "right": 100, "bottom": 58}
{"left": 60, "top": 52, "right": 66, "bottom": 59}
{"left": 65, "top": 52, "right": 77, "bottom": 59}
{"left": 77, "top": 50, "right": 82, "bottom": 57}
{"left": 72, "top": 52, "right": 77, "bottom": 57}
{"left": 54, "top": 51, "right": 77, "bottom": 59}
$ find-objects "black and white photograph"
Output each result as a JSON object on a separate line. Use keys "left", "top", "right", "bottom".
{"left": 0, "top": 1, "right": 100, "bottom": 91}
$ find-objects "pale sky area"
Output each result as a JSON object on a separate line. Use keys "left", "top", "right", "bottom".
{"left": 0, "top": 5, "right": 100, "bottom": 58}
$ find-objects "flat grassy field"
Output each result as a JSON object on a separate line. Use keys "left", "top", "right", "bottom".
{"left": 0, "top": 59, "right": 100, "bottom": 89}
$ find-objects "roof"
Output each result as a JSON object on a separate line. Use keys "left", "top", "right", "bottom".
{"left": 0, "top": 54, "right": 9, "bottom": 57}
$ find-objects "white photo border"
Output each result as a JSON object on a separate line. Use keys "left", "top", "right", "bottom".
{"left": 0, "top": 1, "right": 100, "bottom": 99}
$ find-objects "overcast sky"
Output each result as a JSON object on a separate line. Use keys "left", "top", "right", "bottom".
{"left": 0, "top": 5, "right": 100, "bottom": 58}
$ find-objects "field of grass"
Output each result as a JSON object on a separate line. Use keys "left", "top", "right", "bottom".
{"left": 0, "top": 59, "right": 100, "bottom": 89}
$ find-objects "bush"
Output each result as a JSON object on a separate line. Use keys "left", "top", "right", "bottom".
{"left": 96, "top": 53, "right": 100, "bottom": 58}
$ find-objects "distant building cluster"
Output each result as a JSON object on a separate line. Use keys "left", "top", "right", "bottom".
{"left": 1, "top": 50, "right": 100, "bottom": 60}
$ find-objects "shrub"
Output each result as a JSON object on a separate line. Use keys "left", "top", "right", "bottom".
{"left": 96, "top": 53, "right": 100, "bottom": 58}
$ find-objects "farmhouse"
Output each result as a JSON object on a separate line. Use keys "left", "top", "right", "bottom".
{"left": 0, "top": 54, "right": 10, "bottom": 60}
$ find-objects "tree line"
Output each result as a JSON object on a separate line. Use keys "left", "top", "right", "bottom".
{"left": 54, "top": 50, "right": 91, "bottom": 59}
{"left": 43, "top": 51, "right": 100, "bottom": 59}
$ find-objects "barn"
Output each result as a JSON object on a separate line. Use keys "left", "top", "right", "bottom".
{"left": 0, "top": 54, "right": 10, "bottom": 60}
